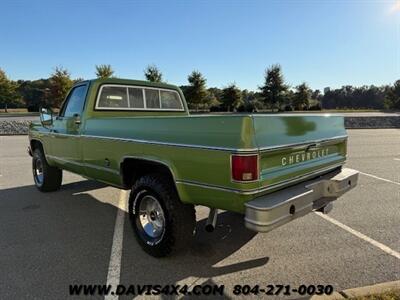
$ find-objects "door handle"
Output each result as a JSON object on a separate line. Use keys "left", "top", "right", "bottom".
{"left": 73, "top": 114, "right": 81, "bottom": 125}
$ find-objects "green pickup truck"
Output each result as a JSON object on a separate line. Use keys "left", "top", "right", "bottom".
{"left": 29, "top": 78, "right": 359, "bottom": 257}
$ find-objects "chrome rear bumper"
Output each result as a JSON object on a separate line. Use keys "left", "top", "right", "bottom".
{"left": 244, "top": 168, "right": 359, "bottom": 232}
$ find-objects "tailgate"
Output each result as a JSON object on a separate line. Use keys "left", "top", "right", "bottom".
{"left": 252, "top": 115, "right": 347, "bottom": 189}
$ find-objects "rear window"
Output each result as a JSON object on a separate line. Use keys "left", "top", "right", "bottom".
{"left": 128, "top": 87, "right": 144, "bottom": 108}
{"left": 160, "top": 90, "right": 182, "bottom": 109}
{"left": 145, "top": 89, "right": 160, "bottom": 109}
{"left": 96, "top": 85, "right": 184, "bottom": 111}
{"left": 97, "top": 86, "right": 128, "bottom": 109}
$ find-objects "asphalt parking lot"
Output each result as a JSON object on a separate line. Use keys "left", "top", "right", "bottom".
{"left": 0, "top": 129, "right": 399, "bottom": 299}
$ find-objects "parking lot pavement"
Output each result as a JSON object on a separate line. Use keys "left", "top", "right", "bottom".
{"left": 346, "top": 129, "right": 400, "bottom": 183}
{"left": 0, "top": 129, "right": 399, "bottom": 299}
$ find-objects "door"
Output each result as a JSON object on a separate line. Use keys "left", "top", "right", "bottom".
{"left": 51, "top": 84, "right": 88, "bottom": 173}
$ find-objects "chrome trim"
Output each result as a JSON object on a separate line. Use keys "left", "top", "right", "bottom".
{"left": 258, "top": 135, "right": 347, "bottom": 152}
{"left": 38, "top": 131, "right": 347, "bottom": 153}
{"left": 83, "top": 134, "right": 238, "bottom": 151}
{"left": 176, "top": 162, "right": 344, "bottom": 195}
{"left": 138, "top": 194, "right": 166, "bottom": 239}
{"left": 176, "top": 180, "right": 244, "bottom": 194}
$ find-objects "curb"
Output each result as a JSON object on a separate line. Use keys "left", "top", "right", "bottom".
{"left": 311, "top": 280, "right": 400, "bottom": 299}
{"left": 344, "top": 116, "right": 400, "bottom": 129}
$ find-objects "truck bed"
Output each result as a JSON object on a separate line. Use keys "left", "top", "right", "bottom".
{"left": 81, "top": 113, "right": 346, "bottom": 202}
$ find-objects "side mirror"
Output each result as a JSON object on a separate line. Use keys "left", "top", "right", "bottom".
{"left": 40, "top": 107, "right": 53, "bottom": 127}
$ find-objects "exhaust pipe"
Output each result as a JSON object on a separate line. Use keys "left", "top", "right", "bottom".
{"left": 205, "top": 208, "right": 218, "bottom": 232}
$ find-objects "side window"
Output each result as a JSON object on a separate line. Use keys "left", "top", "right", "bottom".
{"left": 145, "top": 89, "right": 160, "bottom": 109}
{"left": 128, "top": 88, "right": 145, "bottom": 108}
{"left": 97, "top": 86, "right": 128, "bottom": 109}
{"left": 160, "top": 90, "right": 182, "bottom": 109}
{"left": 61, "top": 85, "right": 87, "bottom": 117}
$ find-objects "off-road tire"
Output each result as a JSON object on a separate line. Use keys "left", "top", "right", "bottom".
{"left": 129, "top": 173, "right": 196, "bottom": 257}
{"left": 32, "top": 148, "right": 62, "bottom": 192}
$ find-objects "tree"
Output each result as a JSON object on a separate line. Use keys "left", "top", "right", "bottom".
{"left": 205, "top": 87, "right": 222, "bottom": 108}
{"left": 238, "top": 89, "right": 263, "bottom": 112}
{"left": 322, "top": 85, "right": 385, "bottom": 109}
{"left": 293, "top": 82, "right": 311, "bottom": 110}
{"left": 282, "top": 89, "right": 295, "bottom": 110}
{"left": 0, "top": 68, "right": 19, "bottom": 112}
{"left": 95, "top": 64, "right": 114, "bottom": 79}
{"left": 384, "top": 80, "right": 400, "bottom": 109}
{"left": 259, "top": 64, "right": 288, "bottom": 111}
{"left": 208, "top": 87, "right": 223, "bottom": 103}
{"left": 185, "top": 71, "right": 208, "bottom": 110}
{"left": 49, "top": 66, "right": 73, "bottom": 108}
{"left": 221, "top": 84, "right": 243, "bottom": 112}
{"left": 144, "top": 65, "right": 163, "bottom": 82}
{"left": 17, "top": 79, "right": 51, "bottom": 112}
{"left": 311, "top": 89, "right": 322, "bottom": 102}
{"left": 74, "top": 77, "right": 85, "bottom": 84}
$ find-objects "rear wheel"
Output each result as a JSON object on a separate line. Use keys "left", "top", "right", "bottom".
{"left": 129, "top": 174, "right": 196, "bottom": 257}
{"left": 32, "top": 148, "right": 62, "bottom": 192}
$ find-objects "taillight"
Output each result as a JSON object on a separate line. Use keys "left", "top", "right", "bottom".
{"left": 231, "top": 154, "right": 259, "bottom": 182}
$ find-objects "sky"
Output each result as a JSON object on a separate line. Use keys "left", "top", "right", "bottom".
{"left": 0, "top": 0, "right": 399, "bottom": 91}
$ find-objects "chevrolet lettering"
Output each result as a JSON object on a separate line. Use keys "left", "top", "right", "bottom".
{"left": 281, "top": 148, "right": 329, "bottom": 166}
{"left": 28, "top": 78, "right": 359, "bottom": 257}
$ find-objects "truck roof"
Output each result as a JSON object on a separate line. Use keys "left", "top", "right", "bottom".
{"left": 77, "top": 78, "right": 181, "bottom": 91}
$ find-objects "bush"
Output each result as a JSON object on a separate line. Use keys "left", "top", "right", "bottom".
{"left": 284, "top": 105, "right": 294, "bottom": 111}
{"left": 236, "top": 105, "right": 245, "bottom": 112}
{"left": 308, "top": 103, "right": 322, "bottom": 111}
{"left": 209, "top": 105, "right": 223, "bottom": 112}
{"left": 27, "top": 105, "right": 40, "bottom": 112}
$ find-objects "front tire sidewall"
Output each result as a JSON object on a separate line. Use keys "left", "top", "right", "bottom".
{"left": 32, "top": 148, "right": 62, "bottom": 192}
{"left": 32, "top": 150, "right": 44, "bottom": 188}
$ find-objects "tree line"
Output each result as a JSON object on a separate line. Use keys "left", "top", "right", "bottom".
{"left": 0, "top": 64, "right": 399, "bottom": 112}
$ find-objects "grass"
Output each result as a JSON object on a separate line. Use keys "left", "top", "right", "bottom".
{"left": 293, "top": 109, "right": 385, "bottom": 113}
{"left": 349, "top": 290, "right": 400, "bottom": 300}
{"left": 0, "top": 108, "right": 29, "bottom": 113}
{"left": 0, "top": 108, "right": 61, "bottom": 114}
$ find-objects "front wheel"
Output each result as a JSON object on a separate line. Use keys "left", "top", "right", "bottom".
{"left": 129, "top": 174, "right": 196, "bottom": 257}
{"left": 32, "top": 148, "right": 62, "bottom": 192}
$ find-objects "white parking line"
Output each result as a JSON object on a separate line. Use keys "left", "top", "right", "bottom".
{"left": 360, "top": 172, "right": 400, "bottom": 186}
{"left": 105, "top": 190, "right": 127, "bottom": 300}
{"left": 316, "top": 212, "right": 400, "bottom": 260}
{"left": 394, "top": 158, "right": 400, "bottom": 161}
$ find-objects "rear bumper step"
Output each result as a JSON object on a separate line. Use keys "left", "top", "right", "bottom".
{"left": 244, "top": 168, "right": 359, "bottom": 232}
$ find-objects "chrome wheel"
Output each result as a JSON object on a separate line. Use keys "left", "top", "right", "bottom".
{"left": 138, "top": 195, "right": 166, "bottom": 239}
{"left": 33, "top": 157, "right": 44, "bottom": 185}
